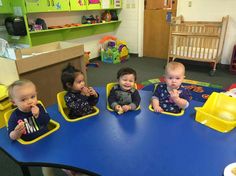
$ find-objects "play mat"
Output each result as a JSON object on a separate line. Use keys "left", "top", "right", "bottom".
{"left": 139, "top": 78, "right": 224, "bottom": 103}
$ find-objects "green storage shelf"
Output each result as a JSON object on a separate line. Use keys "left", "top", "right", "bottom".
{"left": 29, "top": 21, "right": 121, "bottom": 46}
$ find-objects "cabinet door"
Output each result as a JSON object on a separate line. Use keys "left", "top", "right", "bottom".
{"left": 143, "top": 9, "right": 170, "bottom": 59}
{"left": 0, "top": 0, "right": 13, "bottom": 14}
{"left": 48, "top": 0, "right": 70, "bottom": 11}
{"left": 25, "top": 0, "right": 70, "bottom": 13}
{"left": 25, "top": 0, "right": 49, "bottom": 12}
{"left": 70, "top": 0, "right": 87, "bottom": 11}
{"left": 86, "top": 0, "right": 101, "bottom": 10}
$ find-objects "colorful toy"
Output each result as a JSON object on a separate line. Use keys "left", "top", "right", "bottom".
{"left": 99, "top": 36, "right": 129, "bottom": 64}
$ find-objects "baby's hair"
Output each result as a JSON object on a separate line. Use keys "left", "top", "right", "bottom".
{"left": 117, "top": 67, "right": 137, "bottom": 81}
{"left": 165, "top": 62, "right": 185, "bottom": 75}
{"left": 61, "top": 64, "right": 84, "bottom": 91}
{"left": 8, "top": 79, "right": 34, "bottom": 99}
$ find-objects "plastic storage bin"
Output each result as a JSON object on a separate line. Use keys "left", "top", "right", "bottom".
{"left": 0, "top": 85, "right": 12, "bottom": 128}
{"left": 195, "top": 92, "right": 236, "bottom": 133}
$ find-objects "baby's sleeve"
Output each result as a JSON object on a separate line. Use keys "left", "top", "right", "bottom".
{"left": 36, "top": 104, "right": 50, "bottom": 126}
{"left": 130, "top": 89, "right": 141, "bottom": 110}
{"left": 7, "top": 111, "right": 18, "bottom": 135}
{"left": 88, "top": 91, "right": 99, "bottom": 106}
{"left": 180, "top": 88, "right": 191, "bottom": 102}
{"left": 152, "top": 84, "right": 161, "bottom": 100}
{"left": 108, "top": 87, "right": 118, "bottom": 109}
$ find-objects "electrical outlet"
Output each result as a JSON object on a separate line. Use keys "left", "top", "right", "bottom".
{"left": 188, "top": 1, "right": 192, "bottom": 7}
{"left": 131, "top": 3, "right": 135, "bottom": 8}
{"left": 126, "top": 3, "right": 130, "bottom": 8}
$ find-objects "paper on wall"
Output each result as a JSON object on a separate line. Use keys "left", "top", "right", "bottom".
{"left": 101, "top": 0, "right": 110, "bottom": 9}
{"left": 114, "top": 0, "right": 121, "bottom": 8}
{"left": 13, "top": 6, "right": 23, "bottom": 16}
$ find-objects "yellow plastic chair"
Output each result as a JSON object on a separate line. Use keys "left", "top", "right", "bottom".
{"left": 0, "top": 85, "right": 12, "bottom": 128}
{"left": 4, "top": 101, "right": 60, "bottom": 145}
{"left": 149, "top": 84, "right": 185, "bottom": 116}
{"left": 148, "top": 104, "right": 184, "bottom": 116}
{"left": 106, "top": 82, "right": 141, "bottom": 111}
{"left": 57, "top": 91, "right": 99, "bottom": 122}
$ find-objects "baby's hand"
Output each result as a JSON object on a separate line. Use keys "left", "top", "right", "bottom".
{"left": 81, "top": 87, "right": 90, "bottom": 96}
{"left": 15, "top": 121, "right": 26, "bottom": 135}
{"left": 31, "top": 105, "right": 39, "bottom": 118}
{"left": 88, "top": 87, "right": 98, "bottom": 97}
{"left": 122, "top": 105, "right": 131, "bottom": 112}
{"left": 115, "top": 105, "right": 123, "bottom": 114}
{"left": 169, "top": 89, "right": 180, "bottom": 101}
{"left": 153, "top": 105, "right": 164, "bottom": 113}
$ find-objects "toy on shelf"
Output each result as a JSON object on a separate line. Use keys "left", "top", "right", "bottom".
{"left": 99, "top": 36, "right": 129, "bottom": 64}
{"left": 82, "top": 15, "right": 99, "bottom": 24}
{"left": 101, "top": 11, "right": 112, "bottom": 22}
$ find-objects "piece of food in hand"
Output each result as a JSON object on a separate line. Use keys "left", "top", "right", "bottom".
{"left": 31, "top": 105, "right": 39, "bottom": 118}
{"left": 17, "top": 120, "right": 26, "bottom": 134}
{"left": 81, "top": 87, "right": 90, "bottom": 95}
{"left": 88, "top": 87, "right": 94, "bottom": 94}
{"left": 231, "top": 167, "right": 236, "bottom": 175}
{"left": 117, "top": 109, "right": 124, "bottom": 115}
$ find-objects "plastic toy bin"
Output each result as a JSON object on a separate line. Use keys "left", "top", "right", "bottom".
{"left": 0, "top": 85, "right": 12, "bottom": 129}
{"left": 195, "top": 92, "right": 236, "bottom": 133}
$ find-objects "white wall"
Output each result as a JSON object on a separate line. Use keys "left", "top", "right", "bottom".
{"left": 177, "top": 0, "right": 236, "bottom": 64}
{"left": 115, "top": 0, "right": 140, "bottom": 54}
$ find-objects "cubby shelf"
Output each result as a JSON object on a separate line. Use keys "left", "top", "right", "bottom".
{"left": 29, "top": 21, "right": 121, "bottom": 46}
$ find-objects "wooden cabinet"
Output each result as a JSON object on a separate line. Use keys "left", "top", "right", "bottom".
{"left": 143, "top": 0, "right": 177, "bottom": 59}
{"left": 25, "top": 0, "right": 70, "bottom": 13}
{"left": 0, "top": 0, "right": 13, "bottom": 14}
{"left": 70, "top": 0, "right": 87, "bottom": 11}
{"left": 0, "top": 42, "right": 86, "bottom": 106}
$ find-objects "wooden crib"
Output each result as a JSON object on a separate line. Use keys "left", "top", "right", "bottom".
{"left": 168, "top": 16, "right": 229, "bottom": 75}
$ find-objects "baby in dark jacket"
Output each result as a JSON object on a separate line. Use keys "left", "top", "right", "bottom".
{"left": 61, "top": 64, "right": 99, "bottom": 118}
